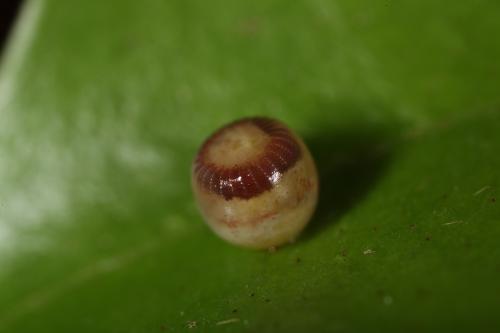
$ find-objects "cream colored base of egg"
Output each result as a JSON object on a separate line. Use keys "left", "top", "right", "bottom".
{"left": 192, "top": 140, "right": 318, "bottom": 249}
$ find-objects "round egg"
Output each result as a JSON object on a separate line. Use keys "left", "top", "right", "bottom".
{"left": 192, "top": 117, "right": 318, "bottom": 249}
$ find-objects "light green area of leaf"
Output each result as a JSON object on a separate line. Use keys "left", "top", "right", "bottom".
{"left": 0, "top": 0, "right": 499, "bottom": 332}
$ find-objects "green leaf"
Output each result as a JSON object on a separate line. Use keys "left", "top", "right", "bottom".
{"left": 1, "top": 0, "right": 499, "bottom": 332}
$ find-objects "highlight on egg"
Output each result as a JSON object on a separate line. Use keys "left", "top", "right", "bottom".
{"left": 191, "top": 117, "right": 318, "bottom": 250}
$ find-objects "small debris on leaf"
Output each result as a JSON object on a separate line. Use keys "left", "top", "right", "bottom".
{"left": 442, "top": 220, "right": 463, "bottom": 226}
{"left": 216, "top": 318, "right": 240, "bottom": 326}
{"left": 473, "top": 185, "right": 491, "bottom": 196}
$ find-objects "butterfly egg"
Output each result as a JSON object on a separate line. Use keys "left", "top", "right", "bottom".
{"left": 192, "top": 117, "right": 318, "bottom": 250}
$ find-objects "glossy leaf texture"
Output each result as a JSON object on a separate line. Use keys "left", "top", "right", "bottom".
{"left": 0, "top": 0, "right": 499, "bottom": 332}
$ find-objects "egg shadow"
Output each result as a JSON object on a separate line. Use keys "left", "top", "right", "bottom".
{"left": 302, "top": 120, "right": 398, "bottom": 240}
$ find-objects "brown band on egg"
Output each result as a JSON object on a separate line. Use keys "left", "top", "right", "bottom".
{"left": 194, "top": 117, "right": 302, "bottom": 200}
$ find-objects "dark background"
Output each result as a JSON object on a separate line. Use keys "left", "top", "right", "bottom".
{"left": 0, "top": 1, "right": 23, "bottom": 53}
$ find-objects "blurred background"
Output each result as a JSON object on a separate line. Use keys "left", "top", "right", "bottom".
{"left": 0, "top": 1, "right": 23, "bottom": 51}
{"left": 0, "top": 0, "right": 499, "bottom": 332}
